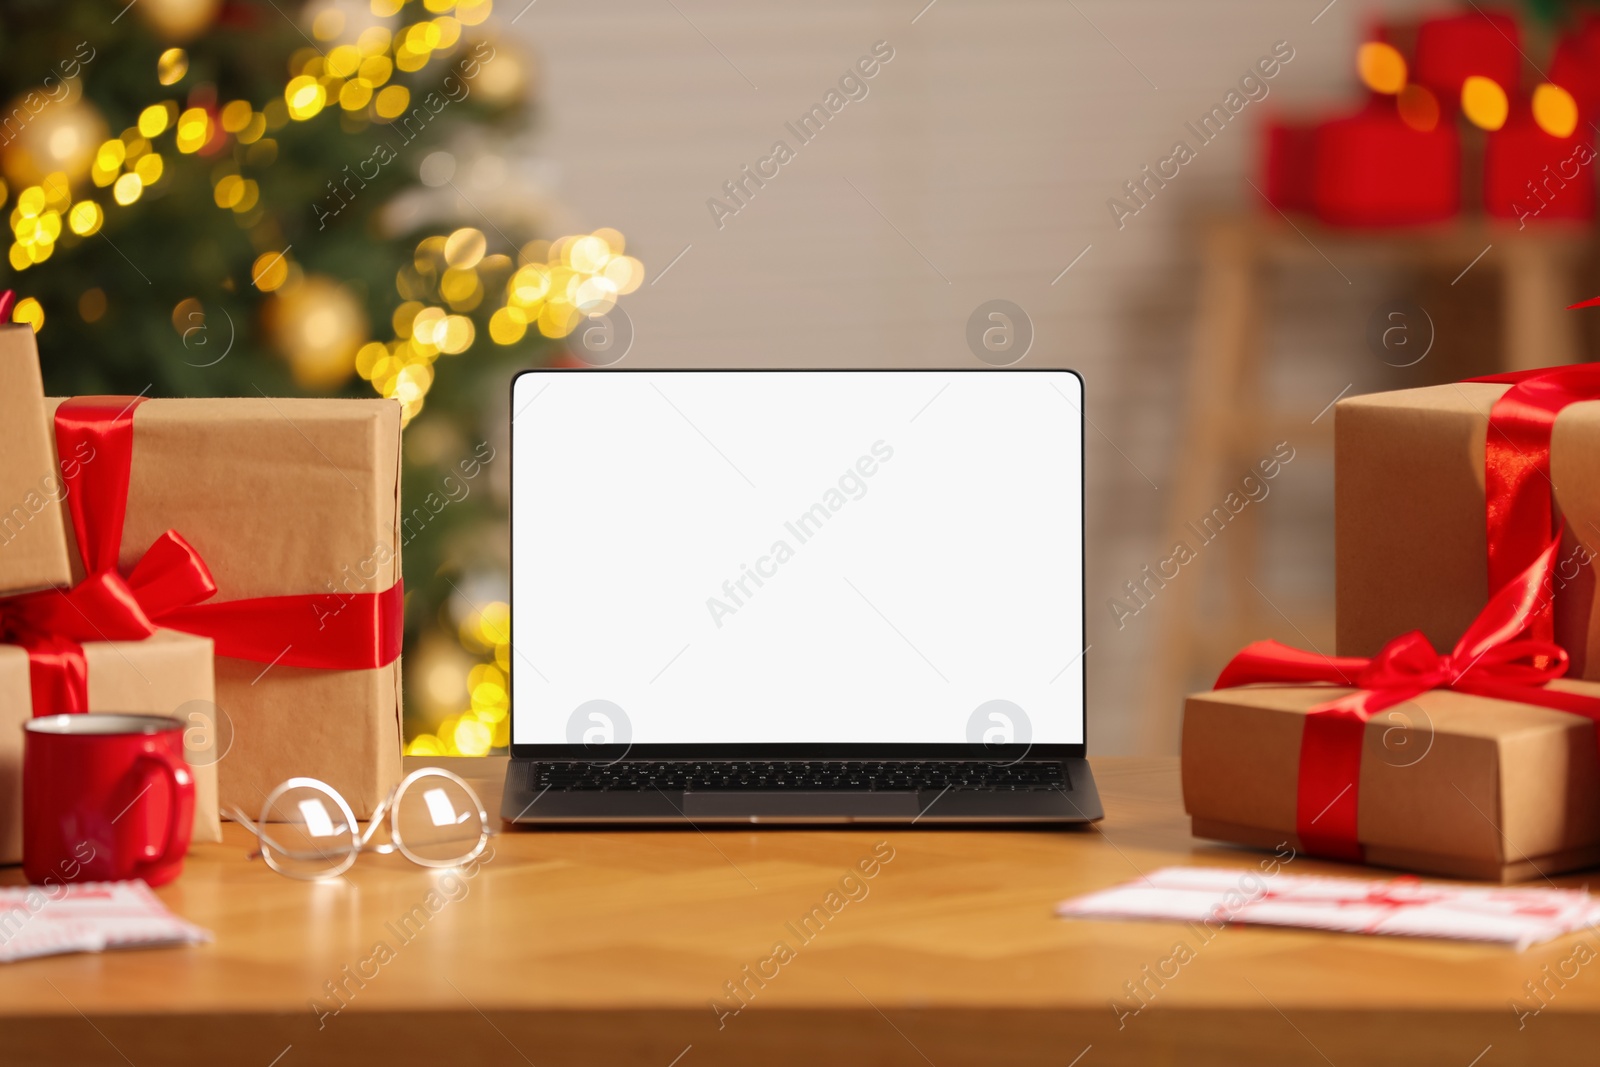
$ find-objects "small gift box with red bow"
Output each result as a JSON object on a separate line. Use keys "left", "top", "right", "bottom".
{"left": 0, "top": 632, "right": 218, "bottom": 863}
{"left": 1184, "top": 540, "right": 1600, "bottom": 882}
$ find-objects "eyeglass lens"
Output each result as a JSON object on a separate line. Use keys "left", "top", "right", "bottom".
{"left": 258, "top": 781, "right": 358, "bottom": 878}
{"left": 392, "top": 775, "right": 485, "bottom": 865}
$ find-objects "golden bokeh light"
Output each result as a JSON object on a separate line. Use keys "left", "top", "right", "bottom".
{"left": 538, "top": 300, "right": 582, "bottom": 338}
{"left": 16, "top": 186, "right": 45, "bottom": 217}
{"left": 1532, "top": 83, "right": 1579, "bottom": 139}
{"left": 112, "top": 172, "right": 143, "bottom": 205}
{"left": 436, "top": 314, "right": 475, "bottom": 354}
{"left": 444, "top": 227, "right": 487, "bottom": 269}
{"left": 12, "top": 297, "right": 44, "bottom": 332}
{"left": 489, "top": 306, "right": 527, "bottom": 345}
{"left": 575, "top": 275, "right": 618, "bottom": 315}
{"left": 138, "top": 104, "right": 171, "bottom": 138}
{"left": 174, "top": 106, "right": 212, "bottom": 152}
{"left": 410, "top": 305, "right": 446, "bottom": 348}
{"left": 157, "top": 47, "right": 189, "bottom": 86}
{"left": 252, "top": 249, "right": 291, "bottom": 291}
{"left": 264, "top": 275, "right": 368, "bottom": 387}
{"left": 375, "top": 85, "right": 410, "bottom": 119}
{"left": 1461, "top": 75, "right": 1509, "bottom": 131}
{"left": 213, "top": 173, "right": 244, "bottom": 209}
{"left": 567, "top": 234, "right": 608, "bottom": 273}
{"left": 358, "top": 27, "right": 393, "bottom": 56}
{"left": 67, "top": 200, "right": 102, "bottom": 236}
{"left": 0, "top": 98, "right": 108, "bottom": 188}
{"left": 1357, "top": 42, "right": 1407, "bottom": 95}
{"left": 134, "top": 152, "right": 164, "bottom": 185}
{"left": 327, "top": 45, "right": 362, "bottom": 79}
{"left": 440, "top": 267, "right": 482, "bottom": 308}
{"left": 358, "top": 55, "right": 393, "bottom": 87}
{"left": 453, "top": 717, "right": 492, "bottom": 756}
{"left": 285, "top": 76, "right": 327, "bottom": 121}
{"left": 220, "top": 100, "right": 253, "bottom": 133}
{"left": 456, "top": 0, "right": 492, "bottom": 26}
{"left": 340, "top": 81, "right": 374, "bottom": 111}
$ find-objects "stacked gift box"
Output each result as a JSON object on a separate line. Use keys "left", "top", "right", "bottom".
{"left": 1262, "top": 10, "right": 1597, "bottom": 228}
{"left": 1184, "top": 367, "right": 1600, "bottom": 882}
{"left": 0, "top": 314, "right": 404, "bottom": 867}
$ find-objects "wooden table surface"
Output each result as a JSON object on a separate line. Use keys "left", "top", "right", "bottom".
{"left": 4, "top": 755, "right": 1599, "bottom": 1066}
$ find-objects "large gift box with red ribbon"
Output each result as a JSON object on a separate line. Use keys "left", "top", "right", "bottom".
{"left": 38, "top": 395, "right": 404, "bottom": 819}
{"left": 0, "top": 630, "right": 221, "bottom": 863}
{"left": 0, "top": 323, "right": 72, "bottom": 597}
{"left": 1185, "top": 540, "right": 1600, "bottom": 881}
{"left": 1336, "top": 369, "right": 1600, "bottom": 675}
{"left": 1185, "top": 360, "right": 1600, "bottom": 880}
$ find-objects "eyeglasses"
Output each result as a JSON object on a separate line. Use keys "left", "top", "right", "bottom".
{"left": 224, "top": 768, "right": 491, "bottom": 880}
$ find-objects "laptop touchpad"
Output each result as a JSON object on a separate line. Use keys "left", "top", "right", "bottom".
{"left": 683, "top": 792, "right": 921, "bottom": 818}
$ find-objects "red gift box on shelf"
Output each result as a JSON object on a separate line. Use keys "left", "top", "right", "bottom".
{"left": 1550, "top": 17, "right": 1600, "bottom": 121}
{"left": 1412, "top": 10, "right": 1521, "bottom": 103}
{"left": 1261, "top": 120, "right": 1317, "bottom": 213}
{"left": 1484, "top": 112, "right": 1595, "bottom": 224}
{"left": 1311, "top": 103, "right": 1460, "bottom": 226}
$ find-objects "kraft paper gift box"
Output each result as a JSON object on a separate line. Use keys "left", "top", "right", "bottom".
{"left": 1182, "top": 681, "right": 1600, "bottom": 882}
{"left": 0, "top": 325, "right": 71, "bottom": 596}
{"left": 44, "top": 398, "right": 405, "bottom": 819}
{"left": 0, "top": 630, "right": 221, "bottom": 864}
{"left": 1336, "top": 383, "right": 1600, "bottom": 676}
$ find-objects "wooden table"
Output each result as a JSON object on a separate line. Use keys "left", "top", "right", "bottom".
{"left": 4, "top": 756, "right": 1599, "bottom": 1065}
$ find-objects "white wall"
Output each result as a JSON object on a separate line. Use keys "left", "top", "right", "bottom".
{"left": 496, "top": 0, "right": 1438, "bottom": 752}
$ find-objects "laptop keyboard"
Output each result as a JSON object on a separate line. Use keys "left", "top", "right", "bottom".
{"left": 533, "top": 760, "right": 1067, "bottom": 792}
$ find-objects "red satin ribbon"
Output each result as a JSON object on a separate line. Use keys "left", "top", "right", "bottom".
{"left": 1469, "top": 364, "right": 1600, "bottom": 644}
{"left": 1214, "top": 535, "right": 1600, "bottom": 861}
{"left": 0, "top": 395, "right": 402, "bottom": 714}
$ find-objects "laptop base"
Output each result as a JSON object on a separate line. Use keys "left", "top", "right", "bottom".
{"left": 500, "top": 757, "right": 1102, "bottom": 825}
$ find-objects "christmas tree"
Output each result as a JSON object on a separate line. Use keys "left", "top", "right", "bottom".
{"left": 0, "top": 0, "right": 641, "bottom": 754}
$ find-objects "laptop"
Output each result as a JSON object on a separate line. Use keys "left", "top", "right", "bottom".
{"left": 500, "top": 368, "right": 1102, "bottom": 825}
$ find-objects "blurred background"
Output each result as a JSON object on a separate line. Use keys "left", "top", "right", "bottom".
{"left": 3, "top": 0, "right": 1597, "bottom": 755}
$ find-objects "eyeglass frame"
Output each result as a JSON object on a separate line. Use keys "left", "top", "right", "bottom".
{"left": 225, "top": 766, "right": 492, "bottom": 879}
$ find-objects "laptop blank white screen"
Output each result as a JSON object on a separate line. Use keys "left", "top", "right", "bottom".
{"left": 510, "top": 370, "right": 1085, "bottom": 746}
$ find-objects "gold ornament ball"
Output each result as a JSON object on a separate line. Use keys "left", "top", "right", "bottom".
{"left": 471, "top": 42, "right": 534, "bottom": 106}
{"left": 138, "top": 0, "right": 222, "bottom": 41}
{"left": 0, "top": 95, "right": 107, "bottom": 188}
{"left": 264, "top": 276, "right": 369, "bottom": 389}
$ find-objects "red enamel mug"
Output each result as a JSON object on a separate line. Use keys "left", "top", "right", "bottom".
{"left": 23, "top": 714, "right": 195, "bottom": 888}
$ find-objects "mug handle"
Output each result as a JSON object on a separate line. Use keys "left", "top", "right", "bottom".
{"left": 129, "top": 751, "right": 195, "bottom": 873}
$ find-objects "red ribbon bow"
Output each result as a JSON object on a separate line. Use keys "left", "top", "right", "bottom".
{"left": 1214, "top": 535, "right": 1600, "bottom": 861}
{"left": 0, "top": 394, "right": 402, "bottom": 715}
{"left": 1469, "top": 364, "right": 1600, "bottom": 645}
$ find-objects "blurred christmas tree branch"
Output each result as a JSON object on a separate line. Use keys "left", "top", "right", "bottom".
{"left": 0, "top": 0, "right": 642, "bottom": 754}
